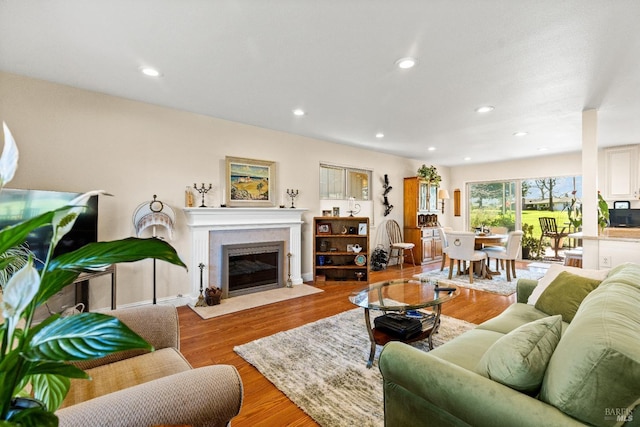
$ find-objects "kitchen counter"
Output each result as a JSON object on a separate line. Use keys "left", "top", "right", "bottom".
{"left": 571, "top": 228, "right": 640, "bottom": 241}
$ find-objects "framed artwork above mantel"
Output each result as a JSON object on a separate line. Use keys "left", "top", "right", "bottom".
{"left": 225, "top": 156, "right": 277, "bottom": 207}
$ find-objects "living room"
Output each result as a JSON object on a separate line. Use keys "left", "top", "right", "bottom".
{"left": 1, "top": 2, "right": 640, "bottom": 426}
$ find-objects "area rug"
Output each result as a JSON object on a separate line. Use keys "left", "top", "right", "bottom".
{"left": 234, "top": 308, "right": 475, "bottom": 427}
{"left": 413, "top": 267, "right": 545, "bottom": 296}
{"left": 189, "top": 284, "right": 323, "bottom": 319}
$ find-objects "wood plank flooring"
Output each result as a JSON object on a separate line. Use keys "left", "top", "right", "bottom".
{"left": 177, "top": 261, "right": 523, "bottom": 426}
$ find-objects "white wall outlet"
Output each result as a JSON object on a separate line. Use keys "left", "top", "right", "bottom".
{"left": 600, "top": 255, "right": 612, "bottom": 268}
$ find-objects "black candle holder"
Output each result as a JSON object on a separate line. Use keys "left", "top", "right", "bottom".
{"left": 194, "top": 183, "right": 212, "bottom": 207}
{"left": 195, "top": 263, "right": 207, "bottom": 307}
{"left": 287, "top": 189, "right": 299, "bottom": 208}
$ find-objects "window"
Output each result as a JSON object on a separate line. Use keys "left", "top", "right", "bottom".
{"left": 320, "top": 164, "right": 371, "bottom": 200}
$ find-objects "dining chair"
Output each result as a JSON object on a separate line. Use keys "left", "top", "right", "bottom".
{"left": 438, "top": 226, "right": 452, "bottom": 271}
{"left": 538, "top": 217, "right": 568, "bottom": 260}
{"left": 482, "top": 230, "right": 523, "bottom": 282}
{"left": 445, "top": 231, "right": 487, "bottom": 284}
{"left": 386, "top": 219, "right": 415, "bottom": 269}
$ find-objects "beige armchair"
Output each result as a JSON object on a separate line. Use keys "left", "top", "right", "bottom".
{"left": 56, "top": 305, "right": 243, "bottom": 427}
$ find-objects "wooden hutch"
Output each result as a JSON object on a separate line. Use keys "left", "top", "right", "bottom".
{"left": 403, "top": 177, "right": 443, "bottom": 264}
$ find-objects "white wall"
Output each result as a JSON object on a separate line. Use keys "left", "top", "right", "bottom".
{"left": 0, "top": 71, "right": 443, "bottom": 308}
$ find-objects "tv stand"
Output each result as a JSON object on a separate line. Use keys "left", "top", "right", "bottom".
{"left": 73, "top": 264, "right": 117, "bottom": 311}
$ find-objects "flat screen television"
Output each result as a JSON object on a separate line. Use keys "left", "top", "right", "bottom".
{"left": 0, "top": 188, "right": 98, "bottom": 269}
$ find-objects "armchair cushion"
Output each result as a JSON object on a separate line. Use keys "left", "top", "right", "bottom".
{"left": 61, "top": 347, "right": 192, "bottom": 408}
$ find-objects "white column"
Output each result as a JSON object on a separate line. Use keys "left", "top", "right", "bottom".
{"left": 582, "top": 109, "right": 599, "bottom": 269}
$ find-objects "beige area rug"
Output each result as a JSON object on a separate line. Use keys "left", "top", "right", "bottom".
{"left": 414, "top": 266, "right": 545, "bottom": 296}
{"left": 234, "top": 308, "right": 475, "bottom": 427}
{"left": 188, "top": 284, "right": 323, "bottom": 319}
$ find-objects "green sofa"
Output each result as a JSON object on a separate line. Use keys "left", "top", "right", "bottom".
{"left": 379, "top": 263, "right": 640, "bottom": 427}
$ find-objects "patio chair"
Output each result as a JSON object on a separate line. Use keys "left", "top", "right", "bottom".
{"left": 538, "top": 217, "right": 568, "bottom": 260}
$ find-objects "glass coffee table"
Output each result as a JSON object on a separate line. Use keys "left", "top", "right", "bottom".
{"left": 349, "top": 278, "right": 459, "bottom": 368}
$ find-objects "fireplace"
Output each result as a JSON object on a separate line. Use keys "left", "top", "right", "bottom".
{"left": 183, "top": 207, "right": 306, "bottom": 302}
{"left": 223, "top": 241, "right": 284, "bottom": 297}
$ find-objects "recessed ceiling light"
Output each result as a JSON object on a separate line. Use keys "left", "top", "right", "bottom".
{"left": 139, "top": 66, "right": 162, "bottom": 77}
{"left": 395, "top": 57, "right": 417, "bottom": 69}
{"left": 375, "top": 133, "right": 384, "bottom": 139}
{"left": 427, "top": 147, "right": 436, "bottom": 151}
{"left": 464, "top": 156, "right": 472, "bottom": 161}
{"left": 475, "top": 106, "right": 494, "bottom": 113}
{"left": 538, "top": 147, "right": 548, "bottom": 152}
{"left": 292, "top": 109, "right": 305, "bottom": 116}
{"left": 513, "top": 131, "right": 528, "bottom": 137}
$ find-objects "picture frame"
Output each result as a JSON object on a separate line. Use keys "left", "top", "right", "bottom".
{"left": 317, "top": 222, "right": 332, "bottom": 235}
{"left": 358, "top": 222, "right": 367, "bottom": 235}
{"left": 226, "top": 156, "right": 276, "bottom": 207}
{"left": 332, "top": 207, "right": 340, "bottom": 217}
{"left": 322, "top": 209, "right": 332, "bottom": 217}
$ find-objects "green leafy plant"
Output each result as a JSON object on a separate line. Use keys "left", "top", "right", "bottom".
{"left": 521, "top": 223, "right": 541, "bottom": 260}
{"left": 0, "top": 123, "right": 187, "bottom": 426}
{"left": 565, "top": 191, "right": 609, "bottom": 232}
{"left": 417, "top": 164, "right": 441, "bottom": 186}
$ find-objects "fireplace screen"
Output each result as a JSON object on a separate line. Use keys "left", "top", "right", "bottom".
{"left": 222, "top": 241, "right": 284, "bottom": 297}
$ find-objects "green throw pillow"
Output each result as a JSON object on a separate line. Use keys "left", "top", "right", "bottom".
{"left": 475, "top": 315, "right": 562, "bottom": 394}
{"left": 534, "top": 271, "right": 602, "bottom": 322}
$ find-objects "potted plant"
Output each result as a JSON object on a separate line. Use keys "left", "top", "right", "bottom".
{"left": 565, "top": 191, "right": 609, "bottom": 233}
{"left": 417, "top": 164, "right": 441, "bottom": 186}
{"left": 521, "top": 223, "right": 540, "bottom": 260}
{"left": 0, "top": 123, "right": 187, "bottom": 426}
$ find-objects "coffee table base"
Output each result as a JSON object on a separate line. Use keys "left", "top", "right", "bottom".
{"left": 364, "top": 305, "right": 442, "bottom": 368}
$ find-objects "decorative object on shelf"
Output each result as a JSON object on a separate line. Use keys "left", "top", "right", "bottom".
{"left": 322, "top": 209, "right": 331, "bottom": 216}
{"left": 317, "top": 222, "right": 332, "bottom": 234}
{"left": 286, "top": 252, "right": 293, "bottom": 288}
{"left": 383, "top": 174, "right": 394, "bottom": 216}
{"left": 226, "top": 156, "right": 276, "bottom": 207}
{"left": 354, "top": 254, "right": 367, "bottom": 266}
{"left": 332, "top": 206, "right": 340, "bottom": 217}
{"left": 347, "top": 197, "right": 361, "bottom": 216}
{"left": 133, "top": 195, "right": 176, "bottom": 304}
{"left": 195, "top": 263, "right": 207, "bottom": 307}
{"left": 185, "top": 186, "right": 195, "bottom": 207}
{"left": 358, "top": 222, "right": 368, "bottom": 235}
{"left": 193, "top": 183, "right": 212, "bottom": 207}
{"left": 438, "top": 189, "right": 450, "bottom": 214}
{"left": 454, "top": 188, "right": 461, "bottom": 216}
{"left": 355, "top": 271, "right": 365, "bottom": 281}
{"left": 205, "top": 286, "right": 222, "bottom": 305}
{"left": 352, "top": 244, "right": 363, "bottom": 253}
{"left": 287, "top": 188, "right": 299, "bottom": 208}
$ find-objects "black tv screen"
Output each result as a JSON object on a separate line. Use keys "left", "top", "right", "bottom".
{"left": 0, "top": 189, "right": 98, "bottom": 269}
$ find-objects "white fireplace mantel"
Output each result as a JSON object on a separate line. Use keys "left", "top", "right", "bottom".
{"left": 183, "top": 208, "right": 307, "bottom": 298}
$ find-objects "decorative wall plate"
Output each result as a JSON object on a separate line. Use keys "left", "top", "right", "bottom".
{"left": 354, "top": 254, "right": 367, "bottom": 266}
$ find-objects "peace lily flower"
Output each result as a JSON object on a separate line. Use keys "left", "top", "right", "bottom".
{"left": 0, "top": 122, "right": 187, "bottom": 426}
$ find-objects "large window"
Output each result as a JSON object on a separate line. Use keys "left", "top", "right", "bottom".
{"left": 319, "top": 164, "right": 371, "bottom": 200}
{"left": 468, "top": 175, "right": 582, "bottom": 235}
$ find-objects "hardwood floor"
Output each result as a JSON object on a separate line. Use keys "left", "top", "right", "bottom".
{"left": 177, "top": 261, "right": 523, "bottom": 426}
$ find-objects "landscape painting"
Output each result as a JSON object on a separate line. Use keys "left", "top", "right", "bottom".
{"left": 226, "top": 156, "right": 276, "bottom": 207}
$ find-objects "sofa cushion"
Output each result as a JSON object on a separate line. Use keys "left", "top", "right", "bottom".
{"left": 540, "top": 266, "right": 640, "bottom": 426}
{"left": 534, "top": 271, "right": 602, "bottom": 322}
{"left": 475, "top": 315, "right": 562, "bottom": 394}
{"left": 475, "top": 302, "right": 555, "bottom": 335}
{"left": 429, "top": 328, "right": 504, "bottom": 371}
{"left": 61, "top": 347, "right": 192, "bottom": 408}
{"left": 527, "top": 264, "right": 608, "bottom": 305}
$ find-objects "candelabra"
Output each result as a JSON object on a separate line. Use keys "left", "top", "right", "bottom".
{"left": 194, "top": 183, "right": 212, "bottom": 207}
{"left": 195, "top": 263, "right": 207, "bottom": 307}
{"left": 286, "top": 188, "right": 299, "bottom": 208}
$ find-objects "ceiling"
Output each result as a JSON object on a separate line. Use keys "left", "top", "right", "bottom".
{"left": 2, "top": 1, "right": 640, "bottom": 166}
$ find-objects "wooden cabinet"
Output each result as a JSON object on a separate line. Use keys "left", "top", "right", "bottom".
{"left": 604, "top": 145, "right": 639, "bottom": 200}
{"left": 404, "top": 177, "right": 442, "bottom": 264}
{"left": 313, "top": 216, "right": 370, "bottom": 285}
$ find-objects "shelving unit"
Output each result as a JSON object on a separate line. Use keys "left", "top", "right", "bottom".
{"left": 313, "top": 216, "right": 370, "bottom": 285}
{"left": 403, "top": 177, "right": 443, "bottom": 264}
